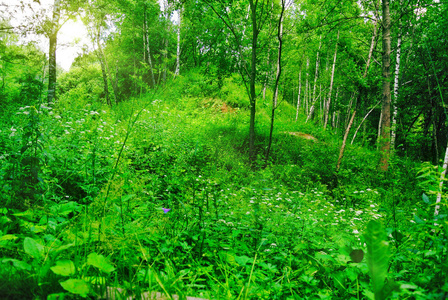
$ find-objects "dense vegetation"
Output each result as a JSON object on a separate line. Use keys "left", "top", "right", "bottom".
{"left": 1, "top": 0, "right": 447, "bottom": 299}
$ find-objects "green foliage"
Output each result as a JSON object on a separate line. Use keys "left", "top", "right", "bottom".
{"left": 364, "top": 220, "right": 395, "bottom": 299}
{"left": 0, "top": 69, "right": 447, "bottom": 298}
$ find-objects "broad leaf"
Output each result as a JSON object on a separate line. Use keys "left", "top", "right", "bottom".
{"left": 23, "top": 237, "right": 44, "bottom": 260}
{"left": 235, "top": 255, "right": 252, "bottom": 266}
{"left": 87, "top": 253, "right": 115, "bottom": 274}
{"left": 364, "top": 220, "right": 390, "bottom": 300}
{"left": 51, "top": 260, "right": 76, "bottom": 276}
{"left": 60, "top": 279, "right": 90, "bottom": 297}
{"left": 2, "top": 258, "right": 32, "bottom": 271}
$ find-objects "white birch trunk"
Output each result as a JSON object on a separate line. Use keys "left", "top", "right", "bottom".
{"left": 324, "top": 31, "right": 339, "bottom": 129}
{"left": 175, "top": 6, "right": 182, "bottom": 76}
{"left": 306, "top": 38, "right": 321, "bottom": 123}
{"left": 391, "top": 32, "right": 401, "bottom": 148}
{"left": 295, "top": 71, "right": 301, "bottom": 121}
{"left": 305, "top": 58, "right": 309, "bottom": 114}
{"left": 351, "top": 101, "right": 381, "bottom": 144}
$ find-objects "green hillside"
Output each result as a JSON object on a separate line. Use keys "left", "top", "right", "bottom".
{"left": 0, "top": 71, "right": 446, "bottom": 299}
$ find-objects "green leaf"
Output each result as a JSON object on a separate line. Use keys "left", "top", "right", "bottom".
{"left": 2, "top": 258, "right": 32, "bottom": 271}
{"left": 364, "top": 220, "right": 390, "bottom": 300}
{"left": 0, "top": 234, "right": 18, "bottom": 242}
{"left": 87, "top": 253, "right": 115, "bottom": 274}
{"left": 23, "top": 237, "right": 44, "bottom": 260}
{"left": 60, "top": 279, "right": 90, "bottom": 297}
{"left": 235, "top": 255, "right": 252, "bottom": 266}
{"left": 51, "top": 260, "right": 76, "bottom": 276}
{"left": 422, "top": 193, "right": 430, "bottom": 204}
{"left": 414, "top": 214, "right": 425, "bottom": 224}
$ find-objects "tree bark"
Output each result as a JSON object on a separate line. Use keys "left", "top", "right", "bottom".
{"left": 305, "top": 57, "right": 309, "bottom": 114}
{"left": 97, "top": 50, "right": 110, "bottom": 106}
{"left": 351, "top": 101, "right": 381, "bottom": 144}
{"left": 175, "top": 5, "right": 182, "bottom": 77}
{"left": 47, "top": 0, "right": 61, "bottom": 103}
{"left": 146, "top": 31, "right": 156, "bottom": 86}
{"left": 324, "top": 31, "right": 339, "bottom": 129}
{"left": 336, "top": 110, "right": 356, "bottom": 173}
{"left": 295, "top": 71, "right": 302, "bottom": 121}
{"left": 306, "top": 38, "right": 321, "bottom": 123}
{"left": 391, "top": 30, "right": 402, "bottom": 149}
{"left": 248, "top": 0, "right": 259, "bottom": 164}
{"left": 379, "top": 0, "right": 392, "bottom": 171}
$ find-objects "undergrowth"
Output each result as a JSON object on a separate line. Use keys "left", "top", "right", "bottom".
{"left": 0, "top": 72, "right": 446, "bottom": 299}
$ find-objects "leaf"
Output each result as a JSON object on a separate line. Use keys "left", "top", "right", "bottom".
{"left": 0, "top": 234, "right": 18, "bottom": 242}
{"left": 60, "top": 279, "right": 90, "bottom": 297}
{"left": 422, "top": 193, "right": 430, "bottom": 204}
{"left": 235, "top": 255, "right": 252, "bottom": 266}
{"left": 51, "top": 260, "right": 76, "bottom": 276}
{"left": 332, "top": 271, "right": 346, "bottom": 291}
{"left": 350, "top": 249, "right": 364, "bottom": 263}
{"left": 364, "top": 220, "right": 390, "bottom": 300}
{"left": 2, "top": 258, "right": 32, "bottom": 271}
{"left": 414, "top": 214, "right": 425, "bottom": 224}
{"left": 23, "top": 237, "right": 44, "bottom": 260}
{"left": 87, "top": 253, "right": 116, "bottom": 274}
{"left": 391, "top": 230, "right": 404, "bottom": 243}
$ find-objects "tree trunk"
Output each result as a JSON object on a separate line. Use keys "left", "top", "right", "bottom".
{"left": 295, "top": 71, "right": 301, "bottom": 121}
{"left": 262, "top": 50, "right": 271, "bottom": 101}
{"left": 336, "top": 110, "right": 356, "bottom": 173}
{"left": 391, "top": 29, "right": 402, "bottom": 149}
{"left": 305, "top": 57, "right": 309, "bottom": 114}
{"left": 175, "top": 6, "right": 182, "bottom": 76}
{"left": 47, "top": 0, "right": 61, "bottom": 103}
{"left": 146, "top": 32, "right": 156, "bottom": 87}
{"left": 144, "top": 5, "right": 156, "bottom": 86}
{"left": 98, "top": 51, "right": 110, "bottom": 106}
{"left": 324, "top": 31, "right": 339, "bottom": 129}
{"left": 97, "top": 26, "right": 118, "bottom": 104}
{"left": 265, "top": 0, "right": 285, "bottom": 165}
{"left": 248, "top": 0, "right": 259, "bottom": 164}
{"left": 306, "top": 38, "right": 321, "bottom": 123}
{"left": 351, "top": 101, "right": 381, "bottom": 144}
{"left": 379, "top": 0, "right": 392, "bottom": 171}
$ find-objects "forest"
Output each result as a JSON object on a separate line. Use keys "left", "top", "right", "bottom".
{"left": 0, "top": 0, "right": 447, "bottom": 299}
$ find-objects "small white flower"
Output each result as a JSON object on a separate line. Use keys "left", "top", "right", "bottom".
{"left": 353, "top": 229, "right": 359, "bottom": 234}
{"left": 355, "top": 210, "right": 363, "bottom": 216}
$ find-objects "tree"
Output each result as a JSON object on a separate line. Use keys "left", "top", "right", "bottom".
{"left": 379, "top": 0, "right": 392, "bottom": 171}
{"left": 265, "top": 0, "right": 287, "bottom": 165}
{"left": 203, "top": 0, "right": 274, "bottom": 164}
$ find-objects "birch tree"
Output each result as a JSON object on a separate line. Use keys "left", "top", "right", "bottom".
{"left": 47, "top": 0, "right": 61, "bottom": 103}
{"left": 324, "top": 31, "right": 339, "bottom": 129}
{"left": 305, "top": 37, "right": 321, "bottom": 123}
